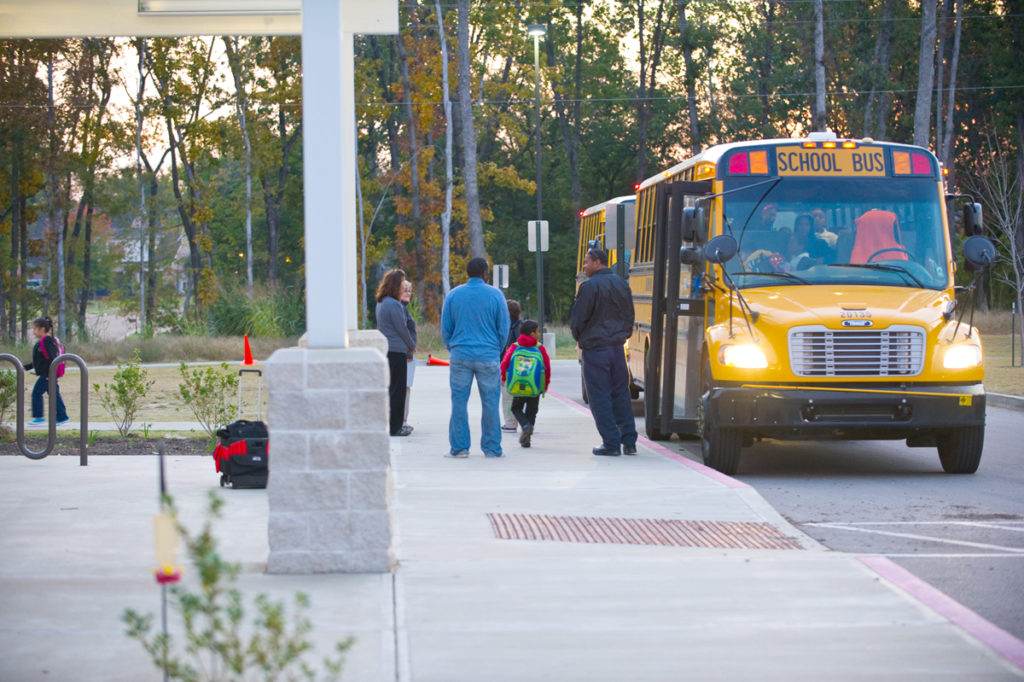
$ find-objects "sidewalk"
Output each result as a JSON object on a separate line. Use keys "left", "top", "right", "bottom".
{"left": 1, "top": 362, "right": 1022, "bottom": 680}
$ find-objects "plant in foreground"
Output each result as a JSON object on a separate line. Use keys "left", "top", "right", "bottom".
{"left": 93, "top": 350, "right": 155, "bottom": 439}
{"left": 123, "top": 492, "right": 352, "bottom": 681}
{"left": 178, "top": 363, "right": 239, "bottom": 438}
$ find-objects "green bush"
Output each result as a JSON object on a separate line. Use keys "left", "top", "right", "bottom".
{"left": 123, "top": 492, "right": 351, "bottom": 681}
{"left": 0, "top": 370, "right": 16, "bottom": 430}
{"left": 208, "top": 282, "right": 305, "bottom": 337}
{"left": 94, "top": 350, "right": 155, "bottom": 439}
{"left": 178, "top": 362, "right": 239, "bottom": 438}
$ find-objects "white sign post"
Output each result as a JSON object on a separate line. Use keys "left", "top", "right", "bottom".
{"left": 493, "top": 264, "right": 509, "bottom": 289}
{"left": 527, "top": 220, "right": 549, "bottom": 335}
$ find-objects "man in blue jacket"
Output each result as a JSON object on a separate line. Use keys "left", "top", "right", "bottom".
{"left": 570, "top": 248, "right": 638, "bottom": 456}
{"left": 441, "top": 257, "right": 511, "bottom": 458}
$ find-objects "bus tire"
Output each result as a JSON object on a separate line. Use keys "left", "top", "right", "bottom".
{"left": 936, "top": 425, "right": 984, "bottom": 474}
{"left": 700, "top": 356, "right": 741, "bottom": 475}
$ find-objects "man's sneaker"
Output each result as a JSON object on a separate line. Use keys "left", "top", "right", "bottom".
{"left": 501, "top": 425, "right": 517, "bottom": 432}
{"left": 484, "top": 451, "right": 504, "bottom": 458}
{"left": 391, "top": 425, "right": 413, "bottom": 437}
{"left": 445, "top": 450, "right": 469, "bottom": 458}
{"left": 592, "top": 445, "right": 621, "bottom": 457}
{"left": 56, "top": 417, "right": 70, "bottom": 426}
{"left": 623, "top": 444, "right": 637, "bottom": 456}
{"left": 519, "top": 425, "right": 533, "bottom": 448}
{"left": 30, "top": 417, "right": 45, "bottom": 424}
{"left": 402, "top": 423, "right": 415, "bottom": 433}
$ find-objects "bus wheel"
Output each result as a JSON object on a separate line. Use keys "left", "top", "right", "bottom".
{"left": 936, "top": 425, "right": 984, "bottom": 474}
{"left": 700, "top": 357, "right": 742, "bottom": 475}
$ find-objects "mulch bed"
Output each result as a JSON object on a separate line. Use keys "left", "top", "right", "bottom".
{"left": 0, "top": 436, "right": 210, "bottom": 457}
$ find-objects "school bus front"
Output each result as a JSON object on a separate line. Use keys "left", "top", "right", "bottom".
{"left": 635, "top": 133, "right": 992, "bottom": 476}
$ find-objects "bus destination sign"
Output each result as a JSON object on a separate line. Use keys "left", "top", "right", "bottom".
{"left": 775, "top": 146, "right": 886, "bottom": 177}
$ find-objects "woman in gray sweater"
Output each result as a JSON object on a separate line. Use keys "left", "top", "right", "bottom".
{"left": 376, "top": 269, "right": 417, "bottom": 436}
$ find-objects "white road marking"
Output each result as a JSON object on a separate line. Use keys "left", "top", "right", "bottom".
{"left": 802, "top": 522, "right": 1024, "bottom": 554}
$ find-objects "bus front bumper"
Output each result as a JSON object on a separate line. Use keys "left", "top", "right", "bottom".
{"left": 707, "top": 383, "right": 985, "bottom": 441}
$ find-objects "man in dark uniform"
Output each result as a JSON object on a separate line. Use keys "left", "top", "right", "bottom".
{"left": 570, "top": 248, "right": 638, "bottom": 456}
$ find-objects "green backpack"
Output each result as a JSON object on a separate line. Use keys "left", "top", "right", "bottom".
{"left": 505, "top": 345, "right": 545, "bottom": 397}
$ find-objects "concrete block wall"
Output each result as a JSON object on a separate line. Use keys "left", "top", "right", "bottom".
{"left": 264, "top": 344, "right": 392, "bottom": 573}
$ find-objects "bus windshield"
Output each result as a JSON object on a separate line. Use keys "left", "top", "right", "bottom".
{"left": 720, "top": 176, "right": 948, "bottom": 290}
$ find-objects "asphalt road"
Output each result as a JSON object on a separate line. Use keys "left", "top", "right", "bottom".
{"left": 548, "top": 359, "right": 1024, "bottom": 641}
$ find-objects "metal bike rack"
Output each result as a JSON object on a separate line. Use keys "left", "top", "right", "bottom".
{"left": 0, "top": 352, "right": 89, "bottom": 465}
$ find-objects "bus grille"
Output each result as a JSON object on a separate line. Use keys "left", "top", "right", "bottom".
{"left": 788, "top": 325, "right": 925, "bottom": 377}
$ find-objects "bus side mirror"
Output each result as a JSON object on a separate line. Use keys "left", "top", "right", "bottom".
{"left": 962, "top": 235, "right": 995, "bottom": 270}
{"left": 703, "top": 234, "right": 738, "bottom": 264}
{"left": 682, "top": 206, "right": 704, "bottom": 242}
{"left": 962, "top": 203, "right": 983, "bottom": 236}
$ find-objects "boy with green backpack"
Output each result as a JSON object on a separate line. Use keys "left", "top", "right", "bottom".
{"left": 500, "top": 319, "right": 551, "bottom": 448}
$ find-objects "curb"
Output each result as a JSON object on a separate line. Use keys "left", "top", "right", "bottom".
{"left": 988, "top": 392, "right": 1024, "bottom": 412}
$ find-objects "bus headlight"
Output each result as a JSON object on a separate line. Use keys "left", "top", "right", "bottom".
{"left": 943, "top": 344, "right": 983, "bottom": 369}
{"left": 720, "top": 344, "right": 768, "bottom": 369}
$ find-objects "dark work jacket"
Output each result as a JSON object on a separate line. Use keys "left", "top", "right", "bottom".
{"left": 570, "top": 268, "right": 635, "bottom": 350}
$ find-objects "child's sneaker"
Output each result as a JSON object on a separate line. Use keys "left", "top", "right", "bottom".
{"left": 519, "top": 424, "right": 533, "bottom": 448}
{"left": 30, "top": 417, "right": 45, "bottom": 424}
{"left": 56, "top": 417, "right": 70, "bottom": 426}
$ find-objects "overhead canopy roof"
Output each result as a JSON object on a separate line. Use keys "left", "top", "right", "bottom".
{"left": 0, "top": 0, "right": 396, "bottom": 38}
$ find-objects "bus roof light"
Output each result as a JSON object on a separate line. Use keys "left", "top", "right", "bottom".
{"left": 729, "top": 153, "right": 750, "bottom": 174}
{"left": 802, "top": 141, "right": 817, "bottom": 148}
{"left": 841, "top": 141, "right": 857, "bottom": 149}
{"left": 823, "top": 141, "right": 837, "bottom": 149}
{"left": 749, "top": 150, "right": 768, "bottom": 174}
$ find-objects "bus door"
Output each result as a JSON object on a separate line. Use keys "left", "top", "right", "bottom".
{"left": 644, "top": 179, "right": 713, "bottom": 440}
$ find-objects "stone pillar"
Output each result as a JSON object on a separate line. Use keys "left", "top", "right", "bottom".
{"left": 265, "top": 344, "right": 391, "bottom": 573}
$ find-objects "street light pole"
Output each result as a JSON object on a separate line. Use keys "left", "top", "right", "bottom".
{"left": 527, "top": 23, "right": 546, "bottom": 335}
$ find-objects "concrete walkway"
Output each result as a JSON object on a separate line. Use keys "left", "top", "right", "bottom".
{"left": 1, "top": 363, "right": 1023, "bottom": 680}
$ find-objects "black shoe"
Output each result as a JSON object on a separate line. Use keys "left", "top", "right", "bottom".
{"left": 592, "top": 445, "right": 621, "bottom": 457}
{"left": 623, "top": 444, "right": 637, "bottom": 456}
{"left": 519, "top": 425, "right": 533, "bottom": 447}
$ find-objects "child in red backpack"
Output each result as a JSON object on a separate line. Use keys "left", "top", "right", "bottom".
{"left": 500, "top": 320, "right": 551, "bottom": 448}
{"left": 23, "top": 316, "right": 69, "bottom": 425}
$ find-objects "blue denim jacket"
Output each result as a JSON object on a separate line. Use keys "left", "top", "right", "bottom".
{"left": 441, "top": 278, "right": 510, "bottom": 362}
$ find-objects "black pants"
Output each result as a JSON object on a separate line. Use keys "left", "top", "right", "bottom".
{"left": 581, "top": 344, "right": 637, "bottom": 449}
{"left": 511, "top": 396, "right": 539, "bottom": 429}
{"left": 387, "top": 351, "right": 408, "bottom": 435}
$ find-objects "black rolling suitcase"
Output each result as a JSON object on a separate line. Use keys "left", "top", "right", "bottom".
{"left": 213, "top": 369, "right": 269, "bottom": 488}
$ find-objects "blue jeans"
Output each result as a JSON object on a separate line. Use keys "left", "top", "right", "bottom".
{"left": 581, "top": 344, "right": 637, "bottom": 449}
{"left": 449, "top": 358, "right": 502, "bottom": 455}
{"left": 32, "top": 375, "right": 69, "bottom": 422}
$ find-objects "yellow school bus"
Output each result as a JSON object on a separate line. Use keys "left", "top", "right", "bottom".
{"left": 629, "top": 131, "right": 993, "bottom": 475}
{"left": 575, "top": 195, "right": 638, "bottom": 403}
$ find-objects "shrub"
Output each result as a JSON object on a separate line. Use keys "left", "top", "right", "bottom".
{"left": 0, "top": 370, "right": 16, "bottom": 434}
{"left": 123, "top": 491, "right": 352, "bottom": 681}
{"left": 178, "top": 362, "right": 239, "bottom": 438}
{"left": 94, "top": 350, "right": 155, "bottom": 439}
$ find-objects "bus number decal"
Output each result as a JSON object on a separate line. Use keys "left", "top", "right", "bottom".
{"left": 840, "top": 310, "right": 872, "bottom": 319}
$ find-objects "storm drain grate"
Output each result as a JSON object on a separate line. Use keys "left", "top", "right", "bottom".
{"left": 487, "top": 513, "right": 802, "bottom": 550}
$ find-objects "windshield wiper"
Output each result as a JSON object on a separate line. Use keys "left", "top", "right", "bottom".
{"left": 731, "top": 270, "right": 811, "bottom": 285}
{"left": 826, "top": 263, "right": 925, "bottom": 288}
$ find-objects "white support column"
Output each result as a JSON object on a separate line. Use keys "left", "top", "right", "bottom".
{"left": 301, "top": 0, "right": 350, "bottom": 348}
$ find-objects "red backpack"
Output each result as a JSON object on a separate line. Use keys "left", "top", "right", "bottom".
{"left": 40, "top": 335, "right": 66, "bottom": 378}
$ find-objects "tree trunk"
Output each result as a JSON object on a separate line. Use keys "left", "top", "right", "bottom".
{"left": 676, "top": 0, "right": 701, "bottom": 154}
{"left": 46, "top": 58, "right": 66, "bottom": 340}
{"left": 914, "top": 0, "right": 938, "bottom": 148}
{"left": 436, "top": 0, "right": 454, "bottom": 295}
{"left": 813, "top": 0, "right": 827, "bottom": 130}
{"left": 863, "top": 0, "right": 894, "bottom": 139}
{"left": 457, "top": 0, "right": 485, "bottom": 258}
{"left": 547, "top": 5, "right": 583, "bottom": 243}
{"left": 938, "top": 0, "right": 963, "bottom": 180}
{"left": 396, "top": 20, "right": 423, "bottom": 234}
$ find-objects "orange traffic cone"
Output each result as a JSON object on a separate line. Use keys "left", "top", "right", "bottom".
{"left": 427, "top": 354, "right": 450, "bottom": 366}
{"left": 243, "top": 334, "right": 255, "bottom": 365}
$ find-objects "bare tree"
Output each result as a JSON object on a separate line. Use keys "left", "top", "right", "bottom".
{"left": 913, "top": 0, "right": 938, "bottom": 147}
{"left": 436, "top": 0, "right": 453, "bottom": 295}
{"left": 812, "top": 0, "right": 826, "bottom": 131}
{"left": 965, "top": 135, "right": 1024, "bottom": 362}
{"left": 676, "top": 0, "right": 701, "bottom": 154}
{"left": 457, "top": 0, "right": 485, "bottom": 258}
